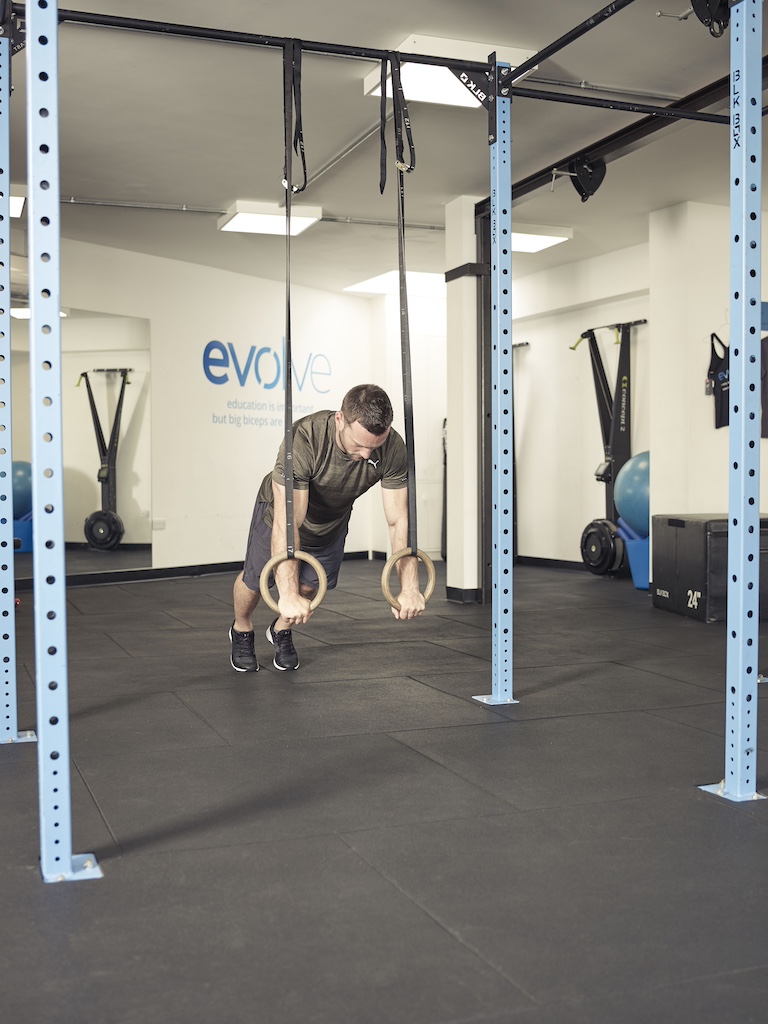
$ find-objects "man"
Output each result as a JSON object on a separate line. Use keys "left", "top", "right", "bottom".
{"left": 230, "top": 383, "right": 425, "bottom": 673}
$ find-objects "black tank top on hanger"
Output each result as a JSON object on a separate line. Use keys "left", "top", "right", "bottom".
{"left": 708, "top": 333, "right": 730, "bottom": 429}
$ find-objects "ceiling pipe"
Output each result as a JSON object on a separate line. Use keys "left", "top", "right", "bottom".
{"left": 53, "top": 197, "right": 443, "bottom": 233}
{"left": 530, "top": 75, "right": 678, "bottom": 104}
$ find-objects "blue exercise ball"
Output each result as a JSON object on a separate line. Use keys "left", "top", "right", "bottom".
{"left": 12, "top": 461, "right": 33, "bottom": 519}
{"left": 614, "top": 451, "right": 650, "bottom": 538}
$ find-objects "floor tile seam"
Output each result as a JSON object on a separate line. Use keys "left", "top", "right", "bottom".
{"left": 510, "top": 652, "right": 693, "bottom": 668}
{"left": 335, "top": 832, "right": 541, "bottom": 1009}
{"left": 334, "top": 809, "right": 524, "bottom": 845}
{"left": 684, "top": 959, "right": 768, "bottom": 982}
{"left": 512, "top": 622, "right": 662, "bottom": 636}
{"left": 589, "top": 624, "right": 726, "bottom": 643}
{"left": 422, "top": 640, "right": 492, "bottom": 664}
{"left": 548, "top": 958, "right": 768, "bottom": 1011}
{"left": 469, "top": 704, "right": 722, "bottom": 725}
{"left": 292, "top": 636, "right": 493, "bottom": 651}
{"left": 603, "top": 666, "right": 726, "bottom": 702}
{"left": 384, "top": 727, "right": 531, "bottom": 812}
{"left": 96, "top": 632, "right": 136, "bottom": 659}
{"left": 144, "top": 610, "right": 200, "bottom": 629}
{"left": 394, "top": 673, "right": 510, "bottom": 716}
{"left": 613, "top": 660, "right": 726, "bottom": 692}
{"left": 168, "top": 718, "right": 514, "bottom": 746}
{"left": 172, "top": 693, "right": 235, "bottom": 746}
{"left": 291, "top": 634, "right": 335, "bottom": 649}
{"left": 295, "top": 609, "right": 374, "bottom": 623}
{"left": 91, "top": 812, "right": 522, "bottom": 863}
{"left": 710, "top": 800, "right": 768, "bottom": 827}
{"left": 638, "top": 706, "right": 731, "bottom": 740}
{"left": 595, "top": 637, "right": 726, "bottom": 657}
{"left": 71, "top": 757, "right": 123, "bottom": 854}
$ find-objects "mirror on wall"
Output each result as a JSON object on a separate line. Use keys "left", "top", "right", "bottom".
{"left": 11, "top": 300, "right": 152, "bottom": 582}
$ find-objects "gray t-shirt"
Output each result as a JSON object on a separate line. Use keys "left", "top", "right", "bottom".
{"left": 256, "top": 410, "right": 408, "bottom": 547}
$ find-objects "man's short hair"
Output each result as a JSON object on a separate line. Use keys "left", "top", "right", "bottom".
{"left": 341, "top": 384, "right": 394, "bottom": 435}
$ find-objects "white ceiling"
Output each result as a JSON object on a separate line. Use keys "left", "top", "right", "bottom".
{"left": 7, "top": 0, "right": 765, "bottom": 294}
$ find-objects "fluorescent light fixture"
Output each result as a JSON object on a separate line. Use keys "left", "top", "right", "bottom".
{"left": 363, "top": 36, "right": 537, "bottom": 108}
{"left": 10, "top": 195, "right": 25, "bottom": 218}
{"left": 217, "top": 200, "right": 322, "bottom": 236}
{"left": 512, "top": 233, "right": 570, "bottom": 253}
{"left": 367, "top": 64, "right": 483, "bottom": 109}
{"left": 508, "top": 223, "right": 573, "bottom": 253}
{"left": 345, "top": 271, "right": 447, "bottom": 298}
{"left": 10, "top": 307, "right": 67, "bottom": 319}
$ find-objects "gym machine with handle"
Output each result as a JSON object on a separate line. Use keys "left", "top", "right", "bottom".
{"left": 574, "top": 321, "right": 645, "bottom": 575}
{"left": 78, "top": 367, "right": 132, "bottom": 550}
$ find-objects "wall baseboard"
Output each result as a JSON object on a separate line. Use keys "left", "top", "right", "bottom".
{"left": 446, "top": 586, "right": 481, "bottom": 604}
{"left": 16, "top": 561, "right": 243, "bottom": 592}
{"left": 64, "top": 542, "right": 152, "bottom": 552}
{"left": 515, "top": 556, "right": 587, "bottom": 571}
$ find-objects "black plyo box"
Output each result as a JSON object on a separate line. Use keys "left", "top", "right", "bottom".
{"left": 651, "top": 514, "right": 768, "bottom": 623}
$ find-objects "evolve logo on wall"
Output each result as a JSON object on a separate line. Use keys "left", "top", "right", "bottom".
{"left": 202, "top": 339, "right": 332, "bottom": 394}
{"left": 203, "top": 339, "right": 332, "bottom": 429}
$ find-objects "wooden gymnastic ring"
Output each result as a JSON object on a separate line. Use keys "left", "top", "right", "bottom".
{"left": 259, "top": 551, "right": 328, "bottom": 615}
{"left": 381, "top": 548, "right": 436, "bottom": 611}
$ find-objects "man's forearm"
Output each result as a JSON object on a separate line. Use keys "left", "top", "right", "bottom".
{"left": 389, "top": 521, "right": 420, "bottom": 592}
{"left": 271, "top": 511, "right": 302, "bottom": 597}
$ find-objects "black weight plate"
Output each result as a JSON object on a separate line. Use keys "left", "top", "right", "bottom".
{"left": 84, "top": 509, "right": 125, "bottom": 551}
{"left": 580, "top": 519, "right": 625, "bottom": 575}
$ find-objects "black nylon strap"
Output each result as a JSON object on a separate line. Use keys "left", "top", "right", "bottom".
{"left": 390, "top": 52, "right": 415, "bottom": 174}
{"left": 396, "top": 164, "right": 418, "bottom": 553}
{"left": 381, "top": 51, "right": 417, "bottom": 553}
{"left": 284, "top": 40, "right": 307, "bottom": 196}
{"left": 379, "top": 58, "right": 388, "bottom": 194}
{"left": 379, "top": 52, "right": 415, "bottom": 195}
{"left": 80, "top": 369, "right": 129, "bottom": 465}
{"left": 583, "top": 330, "right": 613, "bottom": 449}
{"left": 282, "top": 40, "right": 306, "bottom": 558}
{"left": 81, "top": 372, "right": 107, "bottom": 460}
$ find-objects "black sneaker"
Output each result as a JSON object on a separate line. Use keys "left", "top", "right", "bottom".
{"left": 266, "top": 618, "right": 300, "bottom": 671}
{"left": 229, "top": 623, "right": 259, "bottom": 672}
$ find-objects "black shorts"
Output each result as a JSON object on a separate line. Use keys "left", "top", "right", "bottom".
{"left": 241, "top": 501, "right": 346, "bottom": 594}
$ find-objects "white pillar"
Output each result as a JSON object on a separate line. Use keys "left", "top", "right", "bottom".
{"left": 648, "top": 202, "right": 731, "bottom": 521}
{"left": 445, "top": 195, "right": 483, "bottom": 597}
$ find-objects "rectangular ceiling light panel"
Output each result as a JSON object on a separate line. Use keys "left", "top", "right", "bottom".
{"left": 363, "top": 36, "right": 538, "bottom": 107}
{"left": 218, "top": 200, "right": 322, "bottom": 236}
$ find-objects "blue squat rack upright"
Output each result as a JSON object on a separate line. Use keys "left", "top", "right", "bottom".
{"left": 22, "top": 0, "right": 102, "bottom": 881}
{"left": 701, "top": 0, "right": 765, "bottom": 804}
{"left": 0, "top": 22, "right": 34, "bottom": 748}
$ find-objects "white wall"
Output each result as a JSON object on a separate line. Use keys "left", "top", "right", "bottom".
{"left": 513, "top": 303, "right": 651, "bottom": 562}
{"left": 444, "top": 195, "right": 483, "bottom": 593}
{"left": 647, "top": 201, "right": 768, "bottom": 518}
{"left": 511, "top": 247, "right": 650, "bottom": 563}
{"left": 443, "top": 204, "right": 654, "bottom": 578}
{"left": 55, "top": 238, "right": 444, "bottom": 570}
{"left": 20, "top": 200, "right": 752, "bottom": 577}
{"left": 368, "top": 291, "right": 447, "bottom": 560}
{"left": 509, "top": 201, "right": 768, "bottom": 567}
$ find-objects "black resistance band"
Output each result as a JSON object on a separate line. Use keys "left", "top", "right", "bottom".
{"left": 381, "top": 52, "right": 418, "bottom": 552}
{"left": 79, "top": 368, "right": 130, "bottom": 488}
{"left": 282, "top": 40, "right": 306, "bottom": 560}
